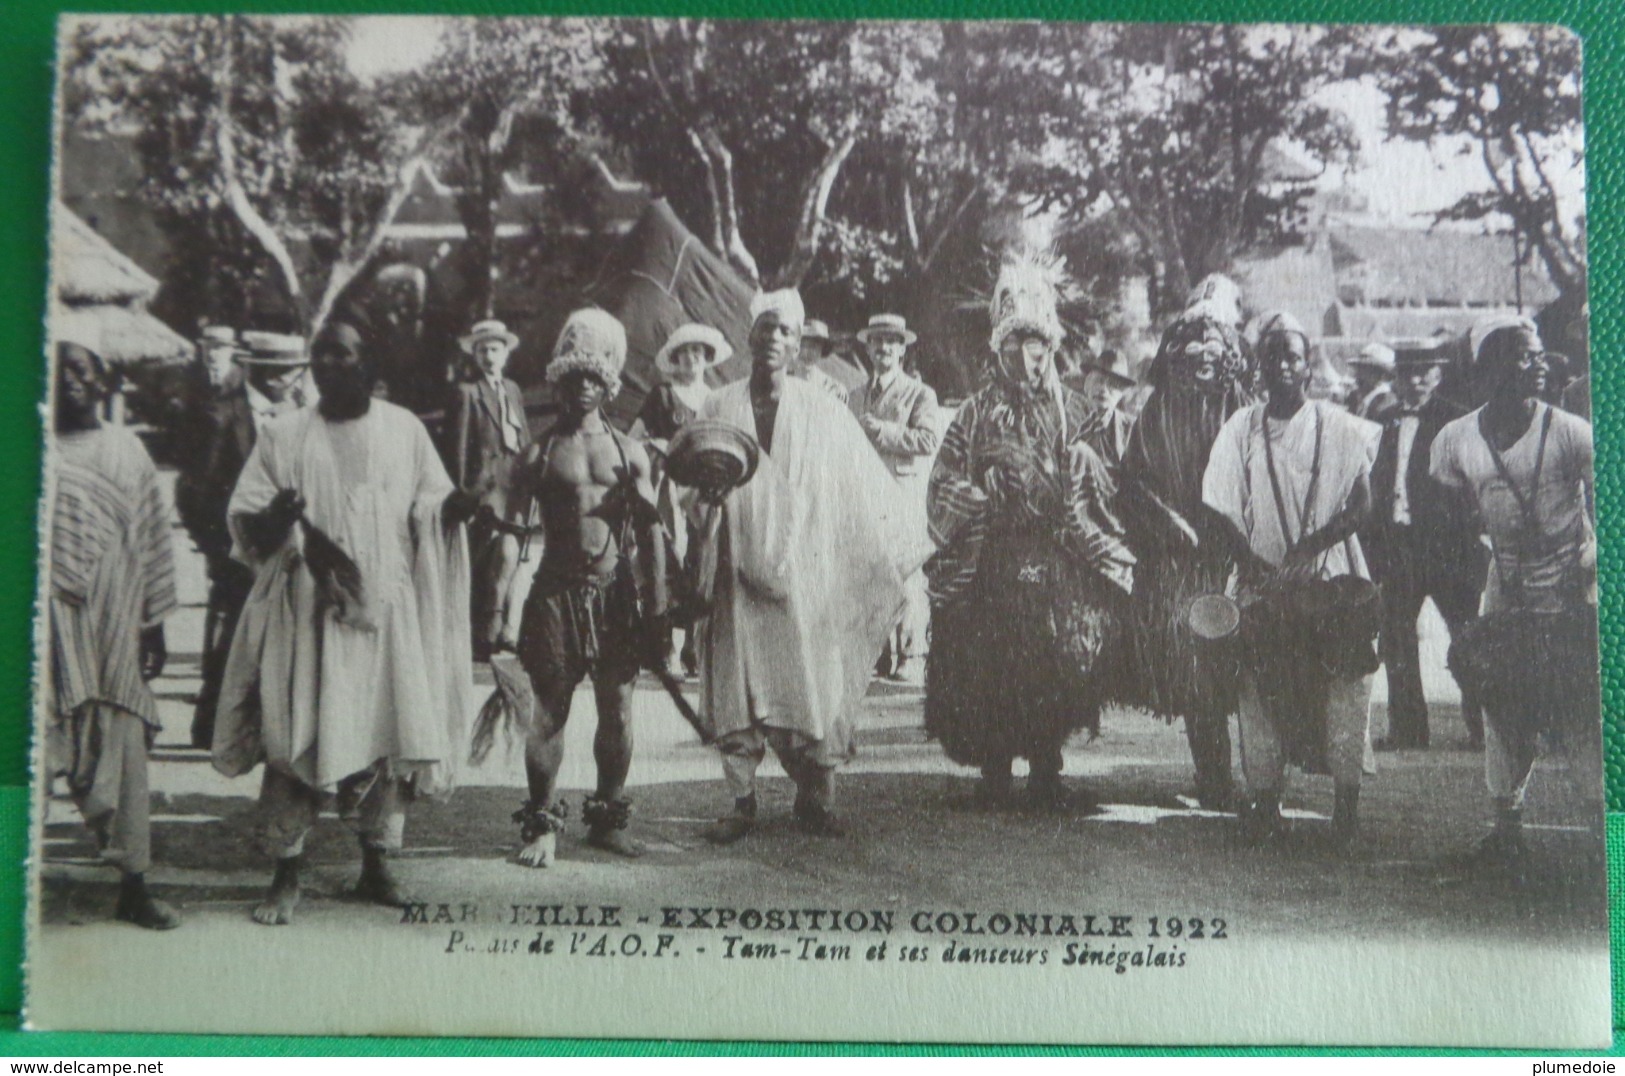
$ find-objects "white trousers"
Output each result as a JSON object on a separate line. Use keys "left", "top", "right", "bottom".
{"left": 1238, "top": 671, "right": 1374, "bottom": 794}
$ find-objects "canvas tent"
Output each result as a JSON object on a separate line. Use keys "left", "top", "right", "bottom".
{"left": 593, "top": 199, "right": 755, "bottom": 426}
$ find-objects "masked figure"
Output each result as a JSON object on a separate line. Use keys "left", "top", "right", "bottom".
{"left": 1117, "top": 303, "right": 1257, "bottom": 809}
{"left": 924, "top": 254, "right": 1134, "bottom": 808}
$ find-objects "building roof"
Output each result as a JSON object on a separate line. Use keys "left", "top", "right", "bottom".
{"left": 52, "top": 203, "right": 161, "bottom": 305}
{"left": 1231, "top": 239, "right": 1340, "bottom": 338}
{"left": 1328, "top": 226, "right": 1559, "bottom": 308}
{"left": 52, "top": 304, "right": 191, "bottom": 366}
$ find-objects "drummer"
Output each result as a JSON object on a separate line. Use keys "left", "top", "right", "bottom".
{"left": 1201, "top": 312, "right": 1381, "bottom": 850}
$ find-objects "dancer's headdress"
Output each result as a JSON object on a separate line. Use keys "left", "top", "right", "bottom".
{"left": 989, "top": 249, "right": 1066, "bottom": 354}
{"left": 547, "top": 308, "right": 627, "bottom": 399}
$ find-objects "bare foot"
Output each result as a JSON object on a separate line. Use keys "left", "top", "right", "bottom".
{"left": 586, "top": 828, "right": 644, "bottom": 857}
{"left": 251, "top": 884, "right": 300, "bottom": 926}
{"left": 250, "top": 856, "right": 303, "bottom": 925}
{"left": 514, "top": 831, "right": 557, "bottom": 868}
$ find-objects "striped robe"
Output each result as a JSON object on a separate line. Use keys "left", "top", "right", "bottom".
{"left": 923, "top": 383, "right": 1134, "bottom": 765}
{"left": 926, "top": 384, "right": 1133, "bottom": 603}
{"left": 49, "top": 425, "right": 177, "bottom": 728}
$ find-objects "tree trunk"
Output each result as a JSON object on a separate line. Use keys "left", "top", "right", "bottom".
{"left": 308, "top": 112, "right": 468, "bottom": 342}
{"left": 774, "top": 125, "right": 858, "bottom": 289}
{"left": 214, "top": 17, "right": 308, "bottom": 328}
{"left": 457, "top": 143, "right": 503, "bottom": 323}
{"left": 693, "top": 126, "right": 760, "bottom": 286}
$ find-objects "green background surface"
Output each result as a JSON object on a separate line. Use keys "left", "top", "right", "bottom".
{"left": 1, "top": 0, "right": 1621, "bottom": 1055}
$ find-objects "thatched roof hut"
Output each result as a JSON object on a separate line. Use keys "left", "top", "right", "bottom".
{"left": 51, "top": 203, "right": 190, "bottom": 366}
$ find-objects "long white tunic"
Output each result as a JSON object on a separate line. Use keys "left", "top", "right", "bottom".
{"left": 695, "top": 379, "right": 933, "bottom": 755}
{"left": 213, "top": 402, "right": 472, "bottom": 795}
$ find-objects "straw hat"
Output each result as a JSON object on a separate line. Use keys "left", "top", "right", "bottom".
{"left": 856, "top": 313, "right": 917, "bottom": 347}
{"left": 654, "top": 324, "right": 732, "bottom": 377}
{"left": 1390, "top": 338, "right": 1451, "bottom": 367}
{"left": 459, "top": 319, "right": 520, "bottom": 354}
{"left": 198, "top": 325, "right": 238, "bottom": 347}
{"left": 236, "top": 331, "right": 308, "bottom": 367}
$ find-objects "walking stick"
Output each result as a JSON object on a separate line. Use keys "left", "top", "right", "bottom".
{"left": 647, "top": 662, "right": 713, "bottom": 745}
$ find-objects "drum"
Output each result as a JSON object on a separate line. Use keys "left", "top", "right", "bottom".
{"left": 1240, "top": 575, "right": 1381, "bottom": 679}
{"left": 1187, "top": 593, "right": 1242, "bottom": 641}
{"left": 1449, "top": 607, "right": 1600, "bottom": 737}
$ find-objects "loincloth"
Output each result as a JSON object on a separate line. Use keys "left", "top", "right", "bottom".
{"left": 518, "top": 562, "right": 644, "bottom": 687}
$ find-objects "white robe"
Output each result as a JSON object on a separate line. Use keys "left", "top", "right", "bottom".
{"left": 1202, "top": 399, "right": 1379, "bottom": 583}
{"left": 213, "top": 402, "right": 472, "bottom": 795}
{"left": 694, "top": 378, "right": 934, "bottom": 754}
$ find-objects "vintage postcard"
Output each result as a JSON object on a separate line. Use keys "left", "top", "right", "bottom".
{"left": 26, "top": 14, "right": 1607, "bottom": 1046}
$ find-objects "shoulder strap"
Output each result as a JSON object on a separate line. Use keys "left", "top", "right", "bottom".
{"left": 1480, "top": 404, "right": 1552, "bottom": 534}
{"left": 610, "top": 426, "right": 632, "bottom": 472}
{"left": 1478, "top": 403, "right": 1554, "bottom": 598}
{"left": 1260, "top": 402, "right": 1322, "bottom": 549}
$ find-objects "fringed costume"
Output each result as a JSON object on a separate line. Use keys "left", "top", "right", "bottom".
{"left": 924, "top": 254, "right": 1134, "bottom": 799}
{"left": 1118, "top": 304, "right": 1256, "bottom": 807}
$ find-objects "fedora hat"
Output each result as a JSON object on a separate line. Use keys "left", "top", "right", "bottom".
{"left": 655, "top": 323, "right": 732, "bottom": 376}
{"left": 1079, "top": 348, "right": 1135, "bottom": 387}
{"left": 236, "top": 331, "right": 308, "bottom": 367}
{"left": 1389, "top": 337, "right": 1451, "bottom": 367}
{"left": 459, "top": 319, "right": 520, "bottom": 354}
{"left": 856, "top": 313, "right": 917, "bottom": 346}
{"left": 198, "top": 325, "right": 238, "bottom": 347}
{"left": 1348, "top": 342, "right": 1396, "bottom": 373}
{"left": 802, "top": 319, "right": 832, "bottom": 344}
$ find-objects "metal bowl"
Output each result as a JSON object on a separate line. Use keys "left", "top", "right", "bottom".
{"left": 666, "top": 419, "right": 761, "bottom": 491}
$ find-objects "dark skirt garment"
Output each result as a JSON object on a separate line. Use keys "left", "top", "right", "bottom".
{"left": 1120, "top": 549, "right": 1239, "bottom": 723}
{"left": 925, "top": 531, "right": 1123, "bottom": 768}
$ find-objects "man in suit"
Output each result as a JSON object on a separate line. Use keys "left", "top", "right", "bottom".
{"left": 450, "top": 319, "right": 534, "bottom": 661}
{"left": 1350, "top": 342, "right": 1399, "bottom": 420}
{"left": 850, "top": 313, "right": 939, "bottom": 680}
{"left": 792, "top": 319, "right": 851, "bottom": 404}
{"left": 1364, "top": 338, "right": 1489, "bottom": 750}
{"left": 175, "top": 331, "right": 312, "bottom": 749}
{"left": 1073, "top": 348, "right": 1137, "bottom": 477}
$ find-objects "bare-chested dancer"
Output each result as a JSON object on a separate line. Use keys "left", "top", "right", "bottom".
{"left": 507, "top": 309, "right": 662, "bottom": 867}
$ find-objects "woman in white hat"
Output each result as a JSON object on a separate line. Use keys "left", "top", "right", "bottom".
{"left": 632, "top": 323, "right": 731, "bottom": 677}
{"left": 632, "top": 323, "right": 731, "bottom": 447}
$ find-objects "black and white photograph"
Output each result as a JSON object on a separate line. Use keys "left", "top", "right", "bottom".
{"left": 28, "top": 14, "right": 1606, "bottom": 1046}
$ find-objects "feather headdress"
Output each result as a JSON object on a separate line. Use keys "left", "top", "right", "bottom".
{"left": 988, "top": 248, "right": 1070, "bottom": 354}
